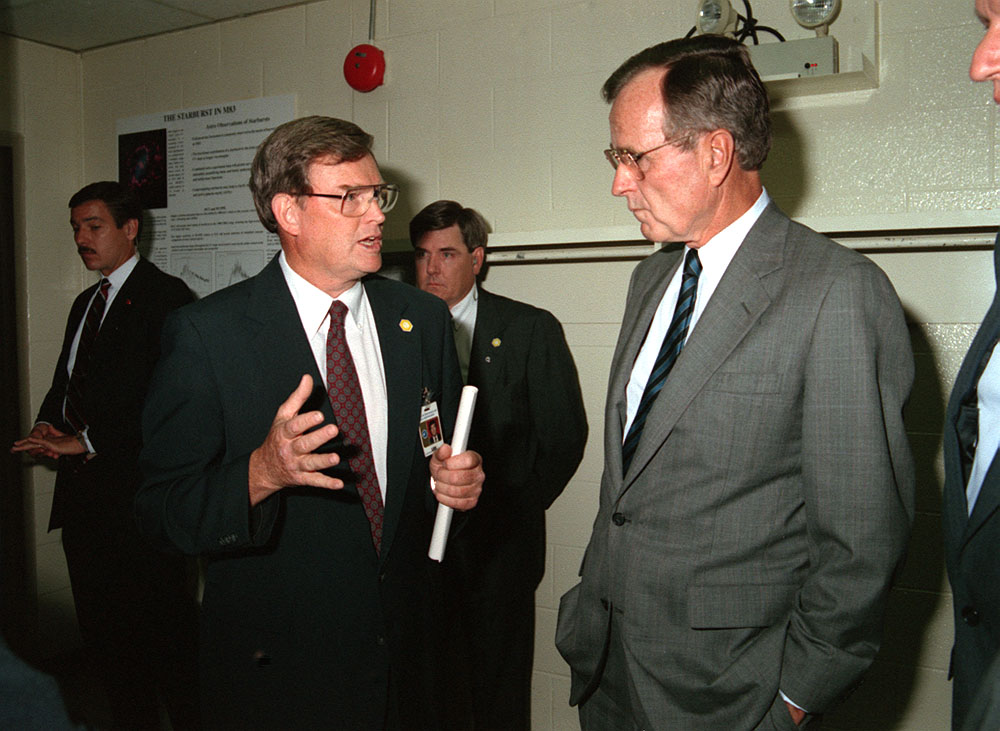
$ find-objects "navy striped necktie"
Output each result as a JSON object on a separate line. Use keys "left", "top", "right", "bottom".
{"left": 622, "top": 249, "right": 702, "bottom": 474}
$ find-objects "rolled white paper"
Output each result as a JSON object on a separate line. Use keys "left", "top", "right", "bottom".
{"left": 428, "top": 385, "right": 478, "bottom": 562}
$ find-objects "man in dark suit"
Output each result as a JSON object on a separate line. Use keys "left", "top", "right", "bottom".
{"left": 410, "top": 200, "right": 588, "bottom": 729}
{"left": 554, "top": 36, "right": 915, "bottom": 730}
{"left": 135, "top": 117, "right": 484, "bottom": 730}
{"left": 12, "top": 181, "right": 198, "bottom": 729}
{"left": 944, "top": 3, "right": 1000, "bottom": 727}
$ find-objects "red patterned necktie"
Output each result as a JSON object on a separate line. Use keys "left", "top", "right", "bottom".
{"left": 65, "top": 278, "right": 110, "bottom": 433}
{"left": 326, "top": 301, "right": 384, "bottom": 554}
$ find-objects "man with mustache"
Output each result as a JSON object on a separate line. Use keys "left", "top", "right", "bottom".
{"left": 12, "top": 181, "right": 198, "bottom": 729}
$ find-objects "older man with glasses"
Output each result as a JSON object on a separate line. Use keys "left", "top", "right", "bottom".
{"left": 556, "top": 35, "right": 915, "bottom": 730}
{"left": 136, "top": 115, "right": 483, "bottom": 730}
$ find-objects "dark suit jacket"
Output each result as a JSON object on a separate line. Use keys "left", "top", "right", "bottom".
{"left": 943, "top": 232, "right": 1000, "bottom": 730}
{"left": 35, "top": 257, "right": 193, "bottom": 534}
{"left": 556, "top": 203, "right": 915, "bottom": 729}
{"left": 453, "top": 288, "right": 587, "bottom": 592}
{"left": 962, "top": 648, "right": 1000, "bottom": 731}
{"left": 136, "top": 256, "right": 464, "bottom": 730}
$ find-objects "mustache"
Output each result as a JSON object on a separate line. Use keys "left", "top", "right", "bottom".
{"left": 77, "top": 246, "right": 96, "bottom": 255}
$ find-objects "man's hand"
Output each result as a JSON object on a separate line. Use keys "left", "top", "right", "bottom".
{"left": 430, "top": 444, "right": 483, "bottom": 511}
{"left": 10, "top": 423, "right": 81, "bottom": 460}
{"left": 248, "top": 374, "right": 343, "bottom": 506}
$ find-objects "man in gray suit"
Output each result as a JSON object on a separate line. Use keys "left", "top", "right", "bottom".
{"left": 555, "top": 35, "right": 915, "bottom": 730}
{"left": 943, "top": 2, "right": 1000, "bottom": 728}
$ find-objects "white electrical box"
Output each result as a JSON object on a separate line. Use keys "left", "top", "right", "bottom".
{"left": 748, "top": 36, "right": 839, "bottom": 81}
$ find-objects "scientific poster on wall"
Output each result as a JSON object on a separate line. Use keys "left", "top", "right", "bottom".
{"left": 116, "top": 95, "right": 295, "bottom": 298}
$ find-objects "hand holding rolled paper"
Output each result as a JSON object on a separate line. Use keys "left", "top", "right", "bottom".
{"left": 428, "top": 385, "right": 480, "bottom": 561}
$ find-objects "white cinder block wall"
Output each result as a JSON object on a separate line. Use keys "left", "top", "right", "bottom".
{"left": 6, "top": 1, "right": 998, "bottom": 728}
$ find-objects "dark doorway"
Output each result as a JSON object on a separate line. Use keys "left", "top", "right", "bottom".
{"left": 0, "top": 144, "right": 31, "bottom": 656}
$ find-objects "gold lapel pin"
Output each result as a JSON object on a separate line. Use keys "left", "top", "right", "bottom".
{"left": 491, "top": 338, "right": 501, "bottom": 347}
{"left": 399, "top": 319, "right": 413, "bottom": 332}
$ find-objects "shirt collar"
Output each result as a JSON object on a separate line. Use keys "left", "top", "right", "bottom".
{"left": 279, "top": 251, "right": 367, "bottom": 338}
{"left": 449, "top": 282, "right": 478, "bottom": 323}
{"left": 105, "top": 251, "right": 139, "bottom": 290}
{"left": 692, "top": 188, "right": 770, "bottom": 267}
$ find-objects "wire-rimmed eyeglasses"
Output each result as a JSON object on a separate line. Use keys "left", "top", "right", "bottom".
{"left": 301, "top": 183, "right": 399, "bottom": 217}
{"left": 604, "top": 141, "right": 675, "bottom": 181}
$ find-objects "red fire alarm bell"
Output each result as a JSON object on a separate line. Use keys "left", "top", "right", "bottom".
{"left": 344, "top": 44, "right": 385, "bottom": 92}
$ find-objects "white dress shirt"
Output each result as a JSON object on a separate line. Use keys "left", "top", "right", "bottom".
{"left": 623, "top": 190, "right": 771, "bottom": 437}
{"left": 65, "top": 252, "right": 139, "bottom": 377}
{"left": 449, "top": 283, "right": 478, "bottom": 383}
{"left": 59, "top": 252, "right": 140, "bottom": 451}
{"left": 968, "top": 341, "right": 1000, "bottom": 515}
{"left": 280, "top": 252, "right": 389, "bottom": 502}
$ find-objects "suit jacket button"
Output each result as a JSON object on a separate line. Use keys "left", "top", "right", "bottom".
{"left": 612, "top": 512, "right": 627, "bottom": 526}
{"left": 376, "top": 635, "right": 386, "bottom": 646}
{"left": 962, "top": 606, "right": 981, "bottom": 626}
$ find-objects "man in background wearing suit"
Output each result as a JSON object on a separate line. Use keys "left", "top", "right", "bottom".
{"left": 555, "top": 36, "right": 915, "bottom": 730}
{"left": 135, "top": 117, "right": 484, "bottom": 730}
{"left": 944, "top": 1, "right": 1000, "bottom": 727}
{"left": 410, "top": 200, "right": 588, "bottom": 729}
{"left": 12, "top": 181, "right": 198, "bottom": 729}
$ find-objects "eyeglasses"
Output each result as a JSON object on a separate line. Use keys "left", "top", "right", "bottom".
{"left": 301, "top": 183, "right": 399, "bottom": 217}
{"left": 604, "top": 140, "right": 676, "bottom": 180}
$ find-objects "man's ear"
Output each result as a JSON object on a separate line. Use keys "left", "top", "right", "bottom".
{"left": 272, "top": 193, "right": 301, "bottom": 235}
{"left": 704, "top": 129, "right": 735, "bottom": 187}
{"left": 471, "top": 246, "right": 485, "bottom": 276}
{"left": 123, "top": 217, "right": 139, "bottom": 243}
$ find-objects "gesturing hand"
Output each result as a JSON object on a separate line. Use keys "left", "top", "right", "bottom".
{"left": 248, "top": 374, "right": 343, "bottom": 506}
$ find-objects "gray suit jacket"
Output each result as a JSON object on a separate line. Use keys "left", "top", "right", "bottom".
{"left": 556, "top": 203, "right": 915, "bottom": 729}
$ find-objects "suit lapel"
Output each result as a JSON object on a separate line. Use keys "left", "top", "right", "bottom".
{"left": 947, "top": 233, "right": 1000, "bottom": 553}
{"left": 604, "top": 249, "right": 679, "bottom": 490}
{"left": 947, "top": 322, "right": 998, "bottom": 550}
{"left": 469, "top": 288, "right": 503, "bottom": 392}
{"left": 245, "top": 257, "right": 329, "bottom": 409}
{"left": 966, "top": 458, "right": 1000, "bottom": 547}
{"left": 96, "top": 258, "right": 151, "bottom": 338}
{"left": 619, "top": 205, "right": 786, "bottom": 494}
{"left": 66, "top": 283, "right": 98, "bottom": 349}
{"left": 957, "top": 324, "right": 1000, "bottom": 550}
{"left": 365, "top": 278, "right": 420, "bottom": 563}
{"left": 76, "top": 260, "right": 142, "bottom": 352}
